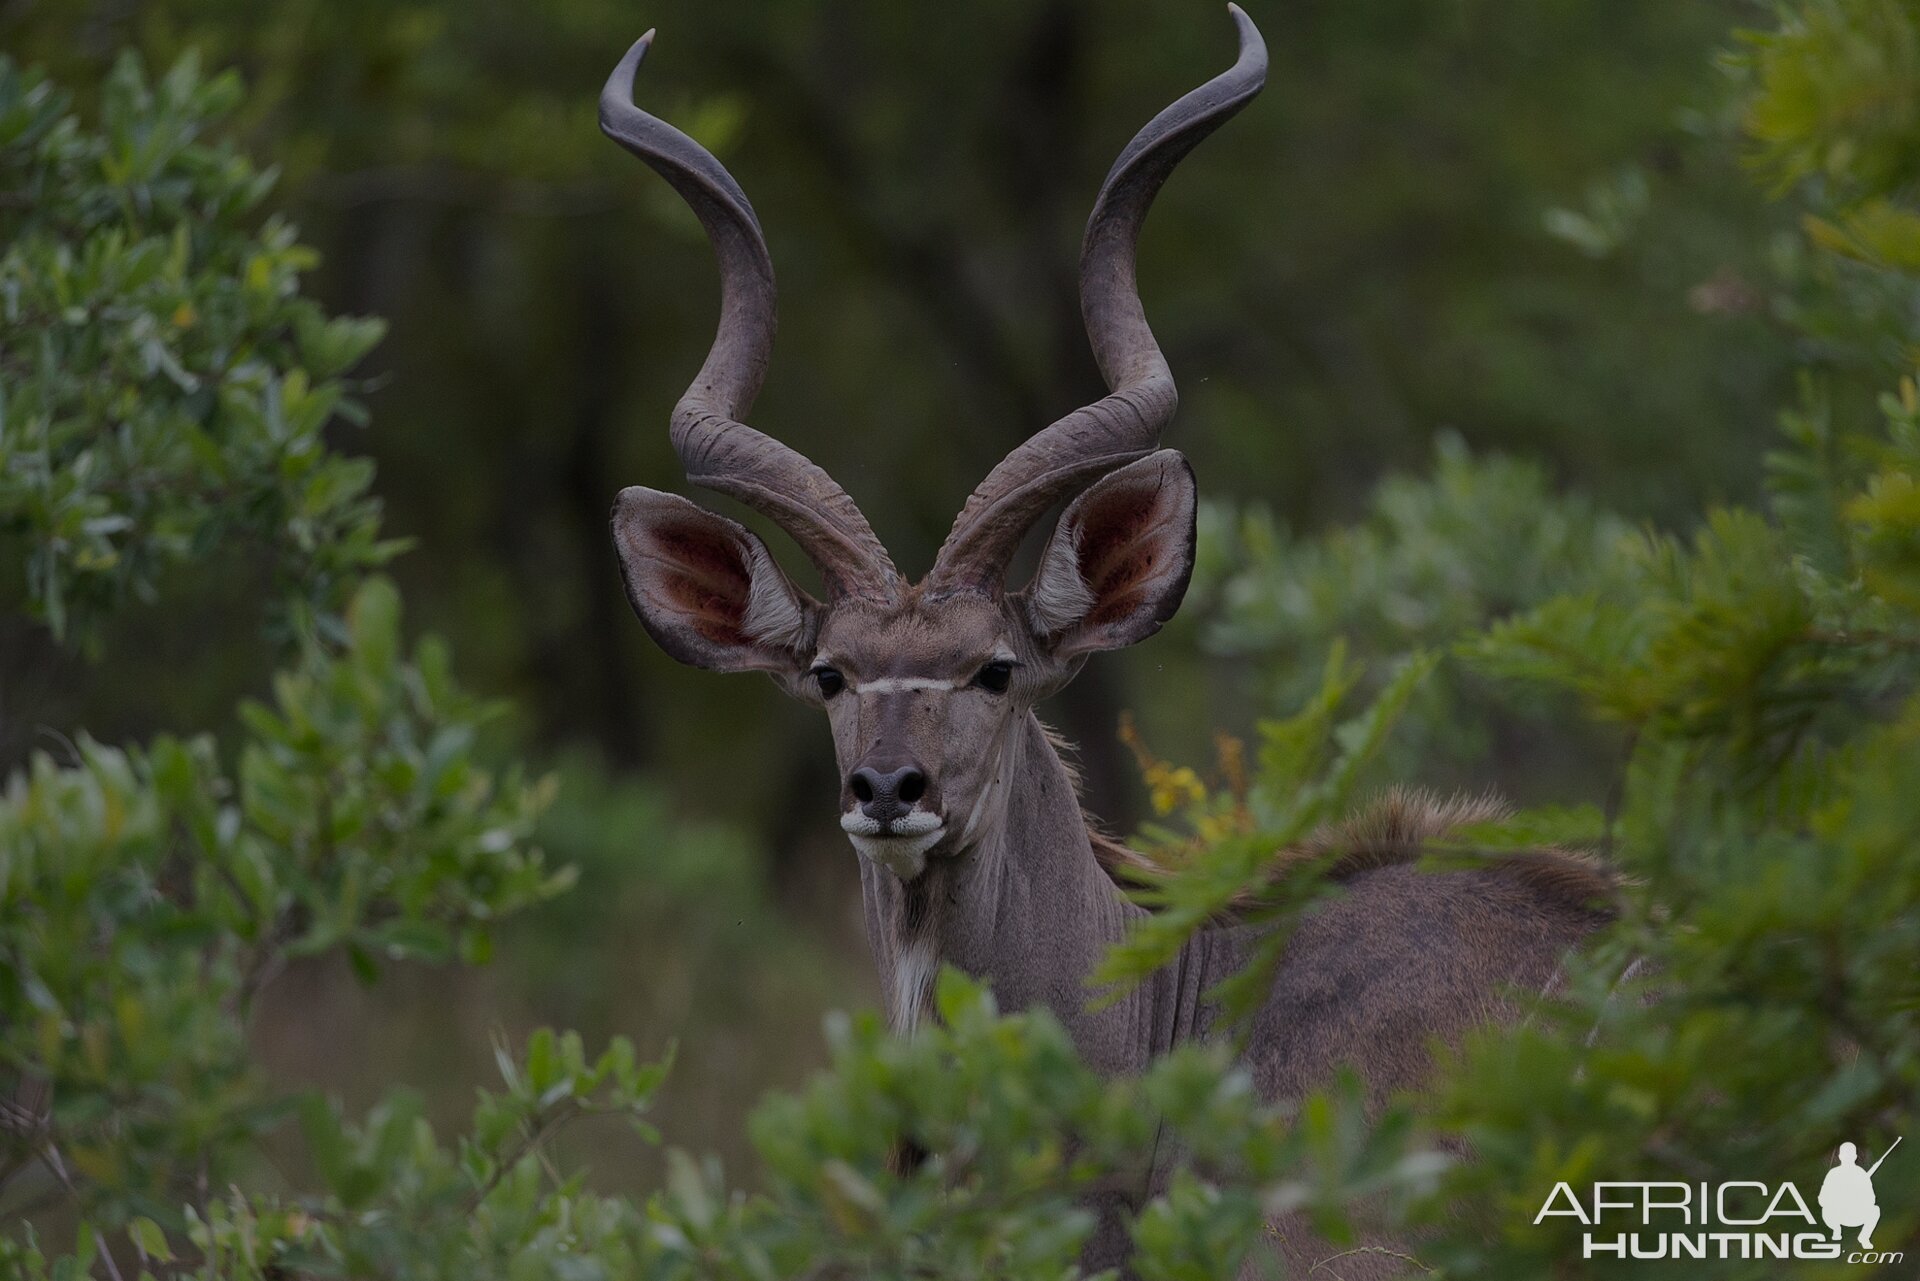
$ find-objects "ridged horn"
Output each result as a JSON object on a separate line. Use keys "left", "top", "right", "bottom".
{"left": 601, "top": 32, "right": 902, "bottom": 599}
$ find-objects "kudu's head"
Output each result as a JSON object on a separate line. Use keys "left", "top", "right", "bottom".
{"left": 603, "top": 8, "right": 1265, "bottom": 881}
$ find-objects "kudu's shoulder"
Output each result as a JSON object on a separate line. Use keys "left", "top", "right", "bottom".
{"left": 1269, "top": 788, "right": 1617, "bottom": 989}
{"left": 1297, "top": 787, "right": 1617, "bottom": 919}
{"left": 1094, "top": 786, "right": 1618, "bottom": 925}
{"left": 1234, "top": 789, "right": 1618, "bottom": 1102}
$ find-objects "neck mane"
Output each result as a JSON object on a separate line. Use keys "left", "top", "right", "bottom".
{"left": 853, "top": 711, "right": 1617, "bottom": 1065}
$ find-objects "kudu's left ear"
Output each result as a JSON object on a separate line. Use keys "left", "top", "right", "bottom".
{"left": 611, "top": 487, "right": 819, "bottom": 674}
{"left": 1020, "top": 450, "right": 1198, "bottom": 657}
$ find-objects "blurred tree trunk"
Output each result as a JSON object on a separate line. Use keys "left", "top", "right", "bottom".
{"left": 546, "top": 229, "right": 647, "bottom": 765}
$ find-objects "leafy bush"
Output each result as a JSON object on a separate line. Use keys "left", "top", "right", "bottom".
{"left": 6, "top": 0, "right": 1920, "bottom": 1274}
{"left": 0, "top": 52, "right": 580, "bottom": 1273}
{"left": 1113, "top": 2, "right": 1920, "bottom": 1269}
{"left": 1194, "top": 434, "right": 1634, "bottom": 791}
{"left": 0, "top": 54, "right": 394, "bottom": 646}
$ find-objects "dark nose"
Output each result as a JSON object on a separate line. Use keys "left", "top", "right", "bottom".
{"left": 849, "top": 763, "right": 927, "bottom": 822}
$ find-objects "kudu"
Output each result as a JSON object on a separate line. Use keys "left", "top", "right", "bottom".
{"left": 600, "top": 9, "right": 1614, "bottom": 1275}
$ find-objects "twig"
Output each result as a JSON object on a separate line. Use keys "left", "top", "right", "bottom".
{"left": 462, "top": 1099, "right": 580, "bottom": 1215}
{"left": 1307, "top": 1245, "right": 1434, "bottom": 1277}
{"left": 93, "top": 1228, "right": 125, "bottom": 1281}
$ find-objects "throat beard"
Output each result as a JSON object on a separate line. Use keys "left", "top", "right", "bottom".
{"left": 881, "top": 715, "right": 1030, "bottom": 1035}
{"left": 890, "top": 875, "right": 940, "bottom": 1035}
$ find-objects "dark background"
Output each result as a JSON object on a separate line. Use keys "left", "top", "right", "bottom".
{"left": 2, "top": 0, "right": 1796, "bottom": 1181}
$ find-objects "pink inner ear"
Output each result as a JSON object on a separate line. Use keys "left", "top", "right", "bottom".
{"left": 1075, "top": 483, "right": 1167, "bottom": 627}
{"left": 650, "top": 519, "right": 754, "bottom": 646}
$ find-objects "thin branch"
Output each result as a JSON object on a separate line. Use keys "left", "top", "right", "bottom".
{"left": 1307, "top": 1245, "right": 1434, "bottom": 1277}
{"left": 93, "top": 1228, "right": 125, "bottom": 1281}
{"left": 462, "top": 1099, "right": 581, "bottom": 1216}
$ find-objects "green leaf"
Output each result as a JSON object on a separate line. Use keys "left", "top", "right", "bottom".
{"left": 126, "top": 1218, "right": 170, "bottom": 1263}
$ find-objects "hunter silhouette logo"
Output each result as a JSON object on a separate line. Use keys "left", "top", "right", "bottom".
{"left": 1533, "top": 1136, "right": 1905, "bottom": 1264}
{"left": 1822, "top": 1138, "right": 1899, "bottom": 1250}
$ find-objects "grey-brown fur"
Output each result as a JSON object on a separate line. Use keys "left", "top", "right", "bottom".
{"left": 861, "top": 726, "right": 1611, "bottom": 1274}
{"left": 598, "top": 10, "right": 1614, "bottom": 1276}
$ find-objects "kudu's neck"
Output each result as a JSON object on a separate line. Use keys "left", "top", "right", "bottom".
{"left": 858, "top": 712, "right": 1209, "bottom": 1076}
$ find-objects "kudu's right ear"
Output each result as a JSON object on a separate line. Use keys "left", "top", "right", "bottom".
{"left": 611, "top": 487, "right": 819, "bottom": 674}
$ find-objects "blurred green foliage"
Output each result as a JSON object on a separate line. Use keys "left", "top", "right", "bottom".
{"left": 4, "top": 0, "right": 1920, "bottom": 1276}
{"left": 1127, "top": 355, "right": 1920, "bottom": 1267}
{"left": 1107, "top": 0, "right": 1920, "bottom": 1269}
{"left": 1194, "top": 435, "right": 1636, "bottom": 793}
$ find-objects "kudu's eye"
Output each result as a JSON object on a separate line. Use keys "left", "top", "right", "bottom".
{"left": 973, "top": 661, "right": 1014, "bottom": 694}
{"left": 813, "top": 667, "right": 845, "bottom": 699}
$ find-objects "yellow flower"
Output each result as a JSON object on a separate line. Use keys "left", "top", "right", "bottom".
{"left": 1146, "top": 763, "right": 1207, "bottom": 815}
